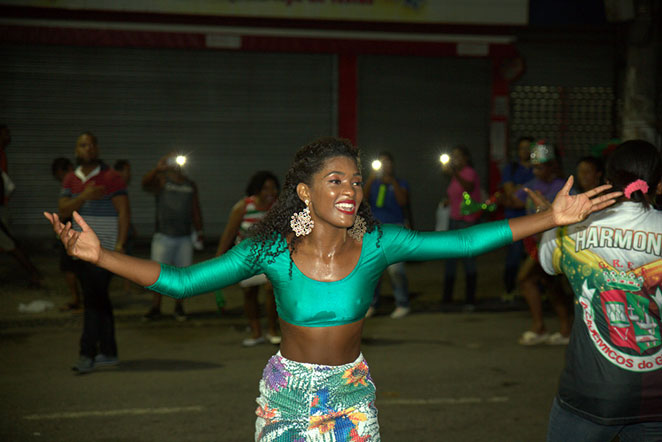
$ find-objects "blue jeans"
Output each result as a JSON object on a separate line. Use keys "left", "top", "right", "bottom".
{"left": 443, "top": 219, "right": 477, "bottom": 305}
{"left": 150, "top": 233, "right": 193, "bottom": 308}
{"left": 371, "top": 262, "right": 410, "bottom": 308}
{"left": 151, "top": 232, "right": 193, "bottom": 267}
{"left": 547, "top": 397, "right": 662, "bottom": 442}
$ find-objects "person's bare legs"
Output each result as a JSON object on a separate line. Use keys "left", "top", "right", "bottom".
{"left": 547, "top": 277, "right": 572, "bottom": 337}
{"left": 142, "top": 292, "right": 163, "bottom": 320}
{"left": 244, "top": 286, "right": 262, "bottom": 339}
{"left": 518, "top": 257, "right": 546, "bottom": 334}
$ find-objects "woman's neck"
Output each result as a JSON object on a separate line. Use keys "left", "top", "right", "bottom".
{"left": 300, "top": 223, "right": 351, "bottom": 257}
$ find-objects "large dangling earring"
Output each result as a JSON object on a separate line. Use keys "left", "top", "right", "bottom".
{"left": 290, "top": 200, "right": 314, "bottom": 237}
{"left": 347, "top": 215, "right": 367, "bottom": 241}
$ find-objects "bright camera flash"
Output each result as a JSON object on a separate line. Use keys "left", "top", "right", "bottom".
{"left": 371, "top": 159, "right": 382, "bottom": 171}
{"left": 440, "top": 154, "right": 450, "bottom": 165}
{"left": 175, "top": 155, "right": 187, "bottom": 166}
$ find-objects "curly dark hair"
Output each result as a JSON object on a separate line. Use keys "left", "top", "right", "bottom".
{"left": 247, "top": 136, "right": 381, "bottom": 275}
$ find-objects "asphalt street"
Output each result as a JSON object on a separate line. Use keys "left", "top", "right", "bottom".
{"left": 2, "top": 245, "right": 568, "bottom": 441}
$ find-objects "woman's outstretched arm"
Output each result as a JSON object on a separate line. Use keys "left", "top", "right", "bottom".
{"left": 44, "top": 210, "right": 260, "bottom": 297}
{"left": 380, "top": 176, "right": 621, "bottom": 264}
{"left": 45, "top": 211, "right": 161, "bottom": 286}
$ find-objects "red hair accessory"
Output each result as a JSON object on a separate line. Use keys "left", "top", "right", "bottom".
{"left": 623, "top": 179, "right": 649, "bottom": 199}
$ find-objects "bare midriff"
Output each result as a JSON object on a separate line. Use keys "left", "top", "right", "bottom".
{"left": 279, "top": 319, "right": 364, "bottom": 366}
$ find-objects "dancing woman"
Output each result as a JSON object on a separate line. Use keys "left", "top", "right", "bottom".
{"left": 45, "top": 137, "right": 619, "bottom": 441}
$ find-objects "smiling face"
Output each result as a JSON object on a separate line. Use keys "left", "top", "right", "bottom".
{"left": 298, "top": 156, "right": 363, "bottom": 231}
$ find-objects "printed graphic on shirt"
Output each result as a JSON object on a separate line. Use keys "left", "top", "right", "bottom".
{"left": 574, "top": 225, "right": 662, "bottom": 257}
{"left": 553, "top": 227, "right": 662, "bottom": 372}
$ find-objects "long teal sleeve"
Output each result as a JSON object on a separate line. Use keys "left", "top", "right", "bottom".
{"left": 379, "top": 220, "right": 513, "bottom": 264}
{"left": 146, "top": 240, "right": 261, "bottom": 299}
{"left": 145, "top": 220, "right": 514, "bottom": 325}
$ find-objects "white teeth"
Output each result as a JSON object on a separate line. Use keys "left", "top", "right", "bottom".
{"left": 335, "top": 203, "right": 355, "bottom": 210}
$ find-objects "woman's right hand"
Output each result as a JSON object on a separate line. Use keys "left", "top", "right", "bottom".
{"left": 44, "top": 211, "right": 102, "bottom": 264}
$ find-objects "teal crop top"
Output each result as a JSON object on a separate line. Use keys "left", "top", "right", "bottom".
{"left": 147, "top": 221, "right": 513, "bottom": 327}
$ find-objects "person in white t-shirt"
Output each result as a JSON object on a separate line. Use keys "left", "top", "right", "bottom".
{"left": 539, "top": 139, "right": 662, "bottom": 442}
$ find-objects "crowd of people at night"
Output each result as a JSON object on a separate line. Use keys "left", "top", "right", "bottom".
{"left": 1, "top": 121, "right": 660, "bottom": 440}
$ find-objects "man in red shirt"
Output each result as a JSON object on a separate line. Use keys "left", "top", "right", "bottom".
{"left": 59, "top": 132, "right": 130, "bottom": 373}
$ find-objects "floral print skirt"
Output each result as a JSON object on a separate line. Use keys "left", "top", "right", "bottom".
{"left": 255, "top": 351, "right": 380, "bottom": 441}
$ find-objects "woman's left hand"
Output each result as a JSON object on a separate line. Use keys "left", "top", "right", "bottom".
{"left": 531, "top": 176, "right": 622, "bottom": 226}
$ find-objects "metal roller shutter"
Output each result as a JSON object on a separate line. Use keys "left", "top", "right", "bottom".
{"left": 510, "top": 41, "right": 617, "bottom": 175}
{"left": 0, "top": 44, "right": 335, "bottom": 239}
{"left": 357, "top": 55, "right": 491, "bottom": 230}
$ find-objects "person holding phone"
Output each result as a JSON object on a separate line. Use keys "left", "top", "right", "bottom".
{"left": 441, "top": 145, "right": 482, "bottom": 311}
{"left": 364, "top": 152, "right": 412, "bottom": 319}
{"left": 142, "top": 152, "right": 204, "bottom": 322}
{"left": 539, "top": 140, "right": 662, "bottom": 441}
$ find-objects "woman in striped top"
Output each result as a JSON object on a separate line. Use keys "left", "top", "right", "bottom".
{"left": 216, "top": 171, "right": 281, "bottom": 346}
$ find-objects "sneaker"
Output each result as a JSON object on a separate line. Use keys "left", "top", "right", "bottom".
{"left": 266, "top": 333, "right": 282, "bottom": 345}
{"left": 242, "top": 336, "right": 266, "bottom": 347}
{"left": 390, "top": 306, "right": 410, "bottom": 319}
{"left": 518, "top": 330, "right": 550, "bottom": 346}
{"left": 173, "top": 305, "right": 187, "bottom": 322}
{"left": 546, "top": 332, "right": 570, "bottom": 346}
{"left": 72, "top": 356, "right": 94, "bottom": 374}
{"left": 364, "top": 306, "right": 376, "bottom": 319}
{"left": 94, "top": 354, "right": 119, "bottom": 367}
{"left": 142, "top": 307, "right": 161, "bottom": 322}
